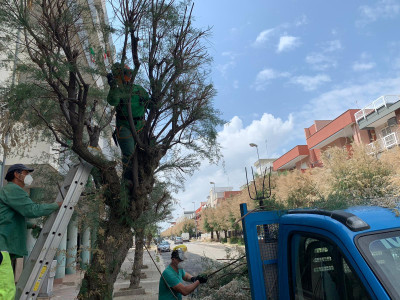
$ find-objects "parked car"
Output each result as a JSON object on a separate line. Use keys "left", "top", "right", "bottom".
{"left": 175, "top": 237, "right": 183, "bottom": 244}
{"left": 157, "top": 241, "right": 170, "bottom": 252}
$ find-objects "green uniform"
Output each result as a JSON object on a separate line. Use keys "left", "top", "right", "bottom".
{"left": 107, "top": 84, "right": 150, "bottom": 181}
{"left": 158, "top": 265, "right": 186, "bottom": 300}
{"left": 0, "top": 182, "right": 58, "bottom": 298}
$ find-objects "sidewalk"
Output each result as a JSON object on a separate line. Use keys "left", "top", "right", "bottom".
{"left": 50, "top": 247, "right": 165, "bottom": 300}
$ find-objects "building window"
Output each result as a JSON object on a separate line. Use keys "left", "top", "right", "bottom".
{"left": 381, "top": 126, "right": 392, "bottom": 137}
{"left": 290, "top": 234, "right": 371, "bottom": 300}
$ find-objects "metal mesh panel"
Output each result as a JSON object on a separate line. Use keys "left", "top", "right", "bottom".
{"left": 257, "top": 224, "right": 279, "bottom": 300}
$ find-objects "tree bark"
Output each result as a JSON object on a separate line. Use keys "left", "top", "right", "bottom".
{"left": 211, "top": 231, "right": 214, "bottom": 240}
{"left": 129, "top": 229, "right": 145, "bottom": 289}
{"left": 78, "top": 213, "right": 133, "bottom": 300}
{"left": 216, "top": 231, "right": 220, "bottom": 241}
{"left": 146, "top": 233, "right": 152, "bottom": 248}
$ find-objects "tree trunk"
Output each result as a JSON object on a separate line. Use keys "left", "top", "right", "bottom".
{"left": 210, "top": 231, "right": 214, "bottom": 240}
{"left": 78, "top": 212, "right": 133, "bottom": 300}
{"left": 129, "top": 229, "right": 145, "bottom": 289}
{"left": 146, "top": 233, "right": 152, "bottom": 248}
{"left": 216, "top": 231, "right": 220, "bottom": 241}
{"left": 224, "top": 230, "right": 227, "bottom": 239}
{"left": 77, "top": 167, "right": 134, "bottom": 300}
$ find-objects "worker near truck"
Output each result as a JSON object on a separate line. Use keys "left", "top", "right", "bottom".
{"left": 0, "top": 164, "right": 61, "bottom": 300}
{"left": 158, "top": 247, "right": 208, "bottom": 300}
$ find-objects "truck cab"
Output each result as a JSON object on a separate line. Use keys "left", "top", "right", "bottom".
{"left": 240, "top": 204, "right": 400, "bottom": 300}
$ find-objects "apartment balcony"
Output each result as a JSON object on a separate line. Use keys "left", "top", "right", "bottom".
{"left": 273, "top": 145, "right": 309, "bottom": 171}
{"left": 366, "top": 131, "right": 400, "bottom": 155}
{"left": 355, "top": 95, "right": 400, "bottom": 130}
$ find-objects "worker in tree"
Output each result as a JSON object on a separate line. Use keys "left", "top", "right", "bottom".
{"left": 106, "top": 63, "right": 150, "bottom": 184}
{"left": 0, "top": 164, "right": 61, "bottom": 299}
{"left": 158, "top": 247, "right": 208, "bottom": 300}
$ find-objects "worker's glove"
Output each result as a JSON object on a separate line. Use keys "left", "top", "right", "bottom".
{"left": 31, "top": 226, "right": 42, "bottom": 239}
{"left": 191, "top": 274, "right": 208, "bottom": 284}
{"left": 197, "top": 274, "right": 208, "bottom": 284}
{"left": 106, "top": 73, "right": 116, "bottom": 87}
{"left": 0, "top": 251, "right": 3, "bottom": 265}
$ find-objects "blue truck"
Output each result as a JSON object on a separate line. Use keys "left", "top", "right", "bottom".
{"left": 240, "top": 203, "right": 400, "bottom": 300}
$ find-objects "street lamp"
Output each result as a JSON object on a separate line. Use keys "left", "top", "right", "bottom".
{"left": 250, "top": 143, "right": 262, "bottom": 175}
{"left": 192, "top": 201, "right": 197, "bottom": 239}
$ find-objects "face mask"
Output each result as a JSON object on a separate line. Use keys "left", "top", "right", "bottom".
{"left": 24, "top": 174, "right": 33, "bottom": 186}
{"left": 177, "top": 262, "right": 184, "bottom": 269}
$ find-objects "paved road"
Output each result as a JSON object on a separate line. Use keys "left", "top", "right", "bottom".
{"left": 158, "top": 240, "right": 241, "bottom": 276}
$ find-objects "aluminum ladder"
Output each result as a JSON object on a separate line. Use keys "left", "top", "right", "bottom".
{"left": 15, "top": 162, "right": 93, "bottom": 300}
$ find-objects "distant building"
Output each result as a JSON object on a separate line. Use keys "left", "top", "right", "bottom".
{"left": 176, "top": 210, "right": 195, "bottom": 223}
{"left": 254, "top": 158, "right": 276, "bottom": 175}
{"left": 208, "top": 186, "right": 233, "bottom": 208}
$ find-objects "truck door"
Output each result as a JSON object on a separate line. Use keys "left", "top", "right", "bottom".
{"left": 289, "top": 233, "right": 373, "bottom": 300}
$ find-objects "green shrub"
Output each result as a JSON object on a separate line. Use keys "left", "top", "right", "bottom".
{"left": 229, "top": 237, "right": 238, "bottom": 244}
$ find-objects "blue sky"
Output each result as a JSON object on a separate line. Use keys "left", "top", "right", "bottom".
{"left": 167, "top": 0, "right": 400, "bottom": 220}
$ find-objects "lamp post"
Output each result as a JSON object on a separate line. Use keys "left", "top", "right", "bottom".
{"left": 250, "top": 143, "right": 262, "bottom": 175}
{"left": 192, "top": 201, "right": 197, "bottom": 239}
{"left": 210, "top": 181, "right": 216, "bottom": 207}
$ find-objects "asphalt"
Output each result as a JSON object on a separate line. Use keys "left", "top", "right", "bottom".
{"left": 50, "top": 246, "right": 165, "bottom": 300}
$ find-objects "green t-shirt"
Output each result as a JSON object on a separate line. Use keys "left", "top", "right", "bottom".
{"left": 0, "top": 183, "right": 59, "bottom": 257}
{"left": 158, "top": 265, "right": 186, "bottom": 300}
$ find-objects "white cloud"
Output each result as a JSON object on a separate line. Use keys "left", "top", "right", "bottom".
{"left": 217, "top": 51, "right": 239, "bottom": 77}
{"left": 305, "top": 40, "right": 342, "bottom": 70}
{"left": 173, "top": 113, "right": 295, "bottom": 213}
{"left": 252, "top": 68, "right": 290, "bottom": 91}
{"left": 253, "top": 28, "right": 275, "bottom": 46}
{"left": 306, "top": 53, "right": 337, "bottom": 71}
{"left": 323, "top": 40, "right": 342, "bottom": 52}
{"left": 357, "top": 0, "right": 400, "bottom": 26}
{"left": 216, "top": 61, "right": 236, "bottom": 77}
{"left": 252, "top": 15, "right": 307, "bottom": 47}
{"left": 295, "top": 15, "right": 308, "bottom": 27}
{"left": 352, "top": 52, "right": 376, "bottom": 71}
{"left": 297, "top": 76, "right": 400, "bottom": 127}
{"left": 277, "top": 36, "right": 301, "bottom": 53}
{"left": 290, "top": 74, "right": 331, "bottom": 91}
{"left": 352, "top": 62, "right": 376, "bottom": 71}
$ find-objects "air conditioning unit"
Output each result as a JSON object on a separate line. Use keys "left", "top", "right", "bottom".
{"left": 388, "top": 117, "right": 398, "bottom": 127}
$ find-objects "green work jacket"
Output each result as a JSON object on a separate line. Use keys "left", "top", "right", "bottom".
{"left": 107, "top": 84, "right": 150, "bottom": 129}
{"left": 0, "top": 183, "right": 59, "bottom": 257}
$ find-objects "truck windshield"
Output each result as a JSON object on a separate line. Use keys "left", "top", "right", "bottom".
{"left": 357, "top": 230, "right": 400, "bottom": 299}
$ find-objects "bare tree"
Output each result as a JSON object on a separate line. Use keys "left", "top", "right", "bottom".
{"left": 0, "top": 0, "right": 221, "bottom": 298}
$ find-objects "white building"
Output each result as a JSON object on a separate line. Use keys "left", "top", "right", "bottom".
{"left": 208, "top": 186, "right": 233, "bottom": 208}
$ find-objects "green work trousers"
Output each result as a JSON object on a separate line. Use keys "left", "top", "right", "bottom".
{"left": 0, "top": 251, "right": 15, "bottom": 300}
{"left": 116, "top": 125, "right": 136, "bottom": 181}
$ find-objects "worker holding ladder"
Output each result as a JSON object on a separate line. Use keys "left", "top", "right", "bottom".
{"left": 0, "top": 164, "right": 61, "bottom": 300}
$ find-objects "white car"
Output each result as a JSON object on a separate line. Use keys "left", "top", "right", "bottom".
{"left": 175, "top": 237, "right": 183, "bottom": 244}
{"left": 157, "top": 241, "right": 171, "bottom": 252}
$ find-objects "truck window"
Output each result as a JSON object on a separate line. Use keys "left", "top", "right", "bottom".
{"left": 357, "top": 230, "right": 400, "bottom": 299}
{"left": 291, "top": 234, "right": 371, "bottom": 300}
